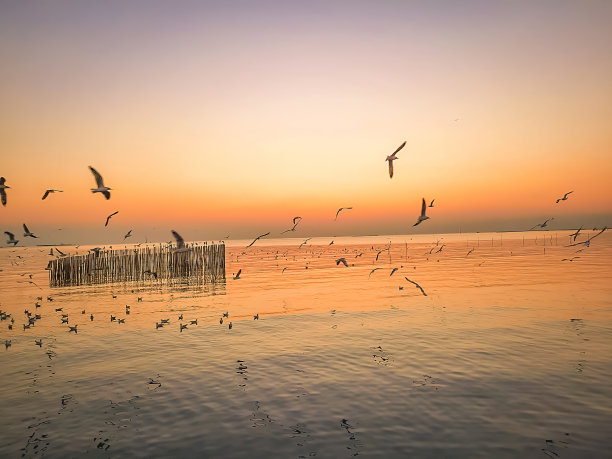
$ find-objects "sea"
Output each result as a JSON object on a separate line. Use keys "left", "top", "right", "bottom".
{"left": 0, "top": 230, "right": 611, "bottom": 458}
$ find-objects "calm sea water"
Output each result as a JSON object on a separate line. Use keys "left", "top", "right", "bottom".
{"left": 1, "top": 231, "right": 611, "bottom": 458}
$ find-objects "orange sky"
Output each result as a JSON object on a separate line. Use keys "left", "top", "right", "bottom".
{"left": 1, "top": 1, "right": 611, "bottom": 244}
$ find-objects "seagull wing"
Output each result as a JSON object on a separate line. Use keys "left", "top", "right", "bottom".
{"left": 421, "top": 198, "right": 427, "bottom": 217}
{"left": 293, "top": 216, "right": 302, "bottom": 224}
{"left": 565, "top": 191, "right": 574, "bottom": 198}
{"left": 5, "top": 231, "right": 15, "bottom": 241}
{"left": 0, "top": 189, "right": 5, "bottom": 206}
{"left": 429, "top": 199, "right": 435, "bottom": 207}
{"left": 388, "top": 160, "right": 394, "bottom": 178}
{"left": 23, "top": 223, "right": 29, "bottom": 233}
{"left": 392, "top": 141, "right": 406, "bottom": 156}
{"left": 171, "top": 230, "right": 185, "bottom": 249}
{"left": 55, "top": 247, "right": 65, "bottom": 255}
{"left": 102, "top": 191, "right": 111, "bottom": 200}
{"left": 335, "top": 208, "right": 342, "bottom": 220}
{"left": 89, "top": 166, "right": 105, "bottom": 188}
{"left": 42, "top": 190, "right": 50, "bottom": 200}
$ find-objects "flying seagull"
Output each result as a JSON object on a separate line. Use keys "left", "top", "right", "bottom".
{"left": 23, "top": 224, "right": 38, "bottom": 238}
{"left": 335, "top": 258, "right": 348, "bottom": 267}
{"left": 124, "top": 230, "right": 133, "bottom": 241}
{"left": 413, "top": 198, "right": 430, "bottom": 226}
{"left": 0, "top": 177, "right": 9, "bottom": 206}
{"left": 55, "top": 247, "right": 66, "bottom": 256}
{"left": 405, "top": 277, "right": 427, "bottom": 296}
{"left": 4, "top": 232, "right": 18, "bottom": 246}
{"left": 567, "top": 226, "right": 607, "bottom": 248}
{"left": 233, "top": 269, "right": 242, "bottom": 280}
{"left": 42, "top": 189, "right": 63, "bottom": 200}
{"left": 105, "top": 211, "right": 119, "bottom": 227}
{"left": 171, "top": 230, "right": 186, "bottom": 250}
{"left": 368, "top": 267, "right": 383, "bottom": 278}
{"left": 246, "top": 232, "right": 270, "bottom": 248}
{"left": 299, "top": 237, "right": 312, "bottom": 248}
{"left": 556, "top": 191, "right": 573, "bottom": 203}
{"left": 335, "top": 207, "right": 352, "bottom": 221}
{"left": 428, "top": 199, "right": 435, "bottom": 208}
{"left": 281, "top": 217, "right": 302, "bottom": 234}
{"left": 385, "top": 141, "right": 406, "bottom": 179}
{"left": 89, "top": 166, "right": 111, "bottom": 199}
{"left": 530, "top": 218, "right": 554, "bottom": 230}
{"left": 568, "top": 226, "right": 582, "bottom": 242}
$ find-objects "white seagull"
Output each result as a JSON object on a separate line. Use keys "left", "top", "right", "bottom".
{"left": 89, "top": 166, "right": 111, "bottom": 199}
{"left": 4, "top": 231, "right": 18, "bottom": 246}
{"left": 385, "top": 141, "right": 406, "bottom": 179}
{"left": 23, "top": 224, "right": 38, "bottom": 238}
{"left": 413, "top": 198, "right": 430, "bottom": 226}
{"left": 0, "top": 177, "right": 9, "bottom": 206}
{"left": 42, "top": 189, "right": 63, "bottom": 200}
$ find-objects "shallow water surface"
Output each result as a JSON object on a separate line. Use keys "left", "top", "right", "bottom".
{"left": 1, "top": 231, "right": 611, "bottom": 458}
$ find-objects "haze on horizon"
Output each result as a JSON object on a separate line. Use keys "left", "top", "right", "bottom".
{"left": 1, "top": 0, "right": 611, "bottom": 245}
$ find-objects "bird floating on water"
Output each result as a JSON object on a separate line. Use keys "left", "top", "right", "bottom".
{"left": 23, "top": 224, "right": 38, "bottom": 238}
{"left": 89, "top": 166, "right": 111, "bottom": 199}
{"left": 0, "top": 177, "right": 9, "bottom": 206}
{"left": 42, "top": 189, "right": 63, "bottom": 200}
{"left": 413, "top": 198, "right": 430, "bottom": 226}
{"left": 385, "top": 141, "right": 405, "bottom": 179}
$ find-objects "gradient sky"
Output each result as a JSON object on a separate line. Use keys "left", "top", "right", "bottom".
{"left": 1, "top": 0, "right": 611, "bottom": 244}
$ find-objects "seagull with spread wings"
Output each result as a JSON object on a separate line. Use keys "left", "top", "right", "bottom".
{"left": 413, "top": 198, "right": 430, "bottom": 226}
{"left": 124, "top": 230, "right": 133, "bottom": 241}
{"left": 405, "top": 277, "right": 427, "bottom": 296}
{"left": 567, "top": 226, "right": 607, "bottom": 248}
{"left": 281, "top": 216, "right": 303, "bottom": 234}
{"left": 336, "top": 258, "right": 348, "bottom": 267}
{"left": 171, "top": 230, "right": 186, "bottom": 250}
{"left": 247, "top": 232, "right": 270, "bottom": 248}
{"left": 335, "top": 207, "right": 352, "bottom": 221}
{"left": 385, "top": 141, "right": 406, "bottom": 178}
{"left": 4, "top": 231, "right": 18, "bottom": 246}
{"left": 23, "top": 224, "right": 38, "bottom": 238}
{"left": 556, "top": 191, "right": 573, "bottom": 203}
{"left": 42, "top": 189, "right": 63, "bottom": 200}
{"left": 89, "top": 166, "right": 111, "bottom": 199}
{"left": 105, "top": 211, "right": 119, "bottom": 227}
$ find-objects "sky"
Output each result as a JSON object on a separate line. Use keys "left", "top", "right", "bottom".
{"left": 1, "top": 0, "right": 611, "bottom": 245}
